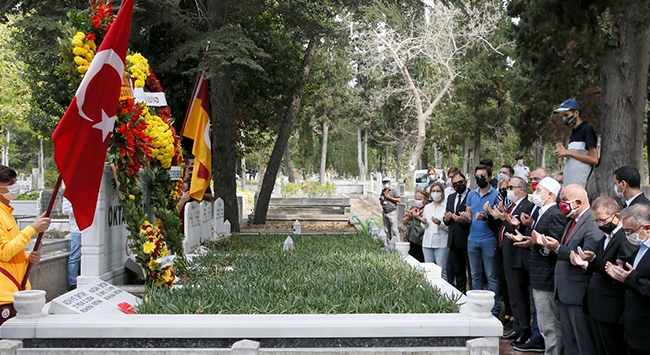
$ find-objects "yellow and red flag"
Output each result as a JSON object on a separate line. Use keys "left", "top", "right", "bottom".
{"left": 182, "top": 74, "right": 211, "bottom": 201}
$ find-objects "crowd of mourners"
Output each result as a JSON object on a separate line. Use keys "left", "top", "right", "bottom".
{"left": 380, "top": 99, "right": 650, "bottom": 355}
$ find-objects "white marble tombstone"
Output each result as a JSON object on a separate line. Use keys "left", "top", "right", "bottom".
{"left": 183, "top": 201, "right": 202, "bottom": 254}
{"left": 213, "top": 198, "right": 225, "bottom": 239}
{"left": 200, "top": 200, "right": 213, "bottom": 243}
{"left": 49, "top": 279, "right": 140, "bottom": 315}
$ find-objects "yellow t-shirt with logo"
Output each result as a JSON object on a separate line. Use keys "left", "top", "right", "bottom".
{"left": 0, "top": 203, "right": 35, "bottom": 304}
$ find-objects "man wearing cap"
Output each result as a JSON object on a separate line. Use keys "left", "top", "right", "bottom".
{"left": 513, "top": 155, "right": 529, "bottom": 181}
{"left": 554, "top": 99, "right": 599, "bottom": 188}
{"left": 507, "top": 176, "right": 567, "bottom": 355}
{"left": 379, "top": 177, "right": 401, "bottom": 244}
{"left": 535, "top": 183, "right": 600, "bottom": 355}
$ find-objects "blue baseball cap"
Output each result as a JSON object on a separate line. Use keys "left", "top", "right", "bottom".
{"left": 553, "top": 98, "right": 581, "bottom": 113}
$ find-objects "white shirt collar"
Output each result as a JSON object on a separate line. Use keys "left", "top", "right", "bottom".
{"left": 626, "top": 192, "right": 643, "bottom": 206}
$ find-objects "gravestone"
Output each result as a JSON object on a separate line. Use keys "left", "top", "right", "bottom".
{"left": 36, "top": 189, "right": 64, "bottom": 218}
{"left": 213, "top": 198, "right": 225, "bottom": 238}
{"left": 200, "top": 201, "right": 212, "bottom": 243}
{"left": 183, "top": 201, "right": 202, "bottom": 254}
{"left": 48, "top": 279, "right": 140, "bottom": 315}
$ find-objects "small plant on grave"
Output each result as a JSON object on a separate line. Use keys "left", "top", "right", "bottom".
{"left": 323, "top": 181, "right": 337, "bottom": 196}
{"left": 136, "top": 220, "right": 175, "bottom": 287}
{"left": 280, "top": 181, "right": 301, "bottom": 197}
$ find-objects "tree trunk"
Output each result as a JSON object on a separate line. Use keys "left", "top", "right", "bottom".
{"left": 462, "top": 137, "right": 469, "bottom": 176}
{"left": 240, "top": 153, "right": 246, "bottom": 190}
{"left": 253, "top": 39, "right": 319, "bottom": 224}
{"left": 283, "top": 146, "right": 295, "bottom": 183}
{"left": 420, "top": 147, "right": 429, "bottom": 170}
{"left": 356, "top": 124, "right": 366, "bottom": 181}
{"left": 364, "top": 128, "right": 368, "bottom": 180}
{"left": 593, "top": 12, "right": 650, "bottom": 197}
{"left": 39, "top": 138, "right": 44, "bottom": 188}
{"left": 319, "top": 121, "right": 329, "bottom": 184}
{"left": 211, "top": 66, "right": 240, "bottom": 232}
{"left": 471, "top": 137, "right": 481, "bottom": 186}
{"left": 396, "top": 140, "right": 403, "bottom": 180}
{"left": 434, "top": 144, "right": 443, "bottom": 169}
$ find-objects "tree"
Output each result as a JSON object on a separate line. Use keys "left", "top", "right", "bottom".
{"left": 359, "top": 0, "right": 502, "bottom": 171}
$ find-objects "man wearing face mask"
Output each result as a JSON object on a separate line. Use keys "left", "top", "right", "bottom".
{"left": 0, "top": 165, "right": 51, "bottom": 325}
{"left": 465, "top": 165, "right": 501, "bottom": 316}
{"left": 554, "top": 99, "right": 599, "bottom": 188}
{"left": 424, "top": 169, "right": 438, "bottom": 191}
{"left": 506, "top": 176, "right": 566, "bottom": 355}
{"left": 379, "top": 177, "right": 401, "bottom": 245}
{"left": 570, "top": 197, "right": 635, "bottom": 355}
{"left": 606, "top": 204, "right": 650, "bottom": 355}
{"left": 443, "top": 173, "right": 472, "bottom": 293}
{"left": 535, "top": 183, "right": 600, "bottom": 355}
{"left": 513, "top": 155, "right": 530, "bottom": 181}
{"left": 613, "top": 165, "right": 650, "bottom": 207}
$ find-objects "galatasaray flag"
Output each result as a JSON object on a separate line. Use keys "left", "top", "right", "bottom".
{"left": 52, "top": 0, "right": 134, "bottom": 230}
{"left": 182, "top": 74, "right": 212, "bottom": 201}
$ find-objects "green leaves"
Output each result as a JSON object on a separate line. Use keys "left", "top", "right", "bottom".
{"left": 137, "top": 234, "right": 460, "bottom": 314}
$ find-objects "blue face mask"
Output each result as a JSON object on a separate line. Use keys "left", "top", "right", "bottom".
{"left": 497, "top": 173, "right": 508, "bottom": 182}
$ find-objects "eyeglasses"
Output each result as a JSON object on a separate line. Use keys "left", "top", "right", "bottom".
{"left": 506, "top": 185, "right": 519, "bottom": 190}
{"left": 475, "top": 174, "right": 486, "bottom": 179}
{"left": 624, "top": 225, "right": 644, "bottom": 237}
{"left": 452, "top": 181, "right": 466, "bottom": 187}
{"left": 594, "top": 214, "right": 615, "bottom": 225}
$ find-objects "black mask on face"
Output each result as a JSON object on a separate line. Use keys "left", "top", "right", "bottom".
{"left": 598, "top": 222, "right": 617, "bottom": 234}
{"left": 563, "top": 113, "right": 577, "bottom": 126}
{"left": 500, "top": 188, "right": 507, "bottom": 198}
{"left": 476, "top": 177, "right": 489, "bottom": 188}
{"left": 454, "top": 184, "right": 467, "bottom": 194}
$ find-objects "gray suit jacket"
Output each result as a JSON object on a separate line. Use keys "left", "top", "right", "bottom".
{"left": 555, "top": 207, "right": 602, "bottom": 305}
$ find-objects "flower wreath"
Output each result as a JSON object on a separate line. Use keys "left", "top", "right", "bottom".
{"left": 58, "top": 0, "right": 184, "bottom": 287}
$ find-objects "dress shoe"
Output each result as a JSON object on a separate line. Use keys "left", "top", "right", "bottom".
{"left": 511, "top": 329, "right": 531, "bottom": 346}
{"left": 502, "top": 319, "right": 513, "bottom": 330}
{"left": 501, "top": 330, "right": 521, "bottom": 340}
{"left": 512, "top": 340, "right": 545, "bottom": 353}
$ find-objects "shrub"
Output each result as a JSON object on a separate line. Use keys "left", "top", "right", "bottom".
{"left": 280, "top": 181, "right": 301, "bottom": 197}
{"left": 16, "top": 191, "right": 40, "bottom": 200}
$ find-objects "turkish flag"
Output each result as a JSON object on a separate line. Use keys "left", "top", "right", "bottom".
{"left": 52, "top": 0, "right": 134, "bottom": 231}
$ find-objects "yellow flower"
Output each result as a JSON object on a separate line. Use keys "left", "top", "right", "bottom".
{"left": 78, "top": 66, "right": 88, "bottom": 74}
{"left": 147, "top": 259, "right": 157, "bottom": 271}
{"left": 143, "top": 241, "right": 155, "bottom": 254}
{"left": 128, "top": 194, "right": 135, "bottom": 200}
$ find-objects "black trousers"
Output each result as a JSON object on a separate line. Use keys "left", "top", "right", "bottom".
{"left": 591, "top": 320, "right": 625, "bottom": 355}
{"left": 504, "top": 265, "right": 530, "bottom": 332}
{"left": 448, "top": 242, "right": 470, "bottom": 293}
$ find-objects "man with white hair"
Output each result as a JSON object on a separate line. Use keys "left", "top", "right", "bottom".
{"left": 535, "top": 183, "right": 600, "bottom": 355}
{"left": 507, "top": 177, "right": 567, "bottom": 355}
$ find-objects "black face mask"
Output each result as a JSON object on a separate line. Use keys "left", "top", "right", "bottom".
{"left": 563, "top": 113, "right": 577, "bottom": 126}
{"left": 500, "top": 188, "right": 507, "bottom": 198}
{"left": 598, "top": 222, "right": 617, "bottom": 234}
{"left": 454, "top": 184, "right": 467, "bottom": 194}
{"left": 476, "top": 177, "right": 489, "bottom": 188}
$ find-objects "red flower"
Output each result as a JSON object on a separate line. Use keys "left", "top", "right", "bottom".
{"left": 84, "top": 33, "right": 96, "bottom": 41}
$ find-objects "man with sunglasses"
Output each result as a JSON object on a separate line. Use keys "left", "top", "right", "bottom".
{"left": 553, "top": 99, "right": 599, "bottom": 188}
{"left": 570, "top": 196, "right": 636, "bottom": 355}
{"left": 465, "top": 164, "right": 500, "bottom": 316}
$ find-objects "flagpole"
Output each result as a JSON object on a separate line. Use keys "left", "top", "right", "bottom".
{"left": 21, "top": 175, "right": 63, "bottom": 288}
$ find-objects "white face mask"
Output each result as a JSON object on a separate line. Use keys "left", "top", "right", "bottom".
{"left": 1, "top": 183, "right": 20, "bottom": 200}
{"left": 614, "top": 183, "right": 625, "bottom": 199}
{"left": 507, "top": 189, "right": 517, "bottom": 202}
{"left": 428, "top": 174, "right": 436, "bottom": 181}
{"left": 626, "top": 231, "right": 645, "bottom": 246}
{"left": 414, "top": 200, "right": 423, "bottom": 208}
{"left": 531, "top": 192, "right": 545, "bottom": 208}
{"left": 517, "top": 160, "right": 523, "bottom": 165}
{"left": 431, "top": 192, "right": 443, "bottom": 202}
{"left": 383, "top": 183, "right": 390, "bottom": 189}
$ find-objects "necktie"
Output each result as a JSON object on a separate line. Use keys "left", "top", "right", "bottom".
{"left": 499, "top": 203, "right": 516, "bottom": 248}
{"left": 563, "top": 219, "right": 577, "bottom": 245}
{"left": 455, "top": 193, "right": 462, "bottom": 213}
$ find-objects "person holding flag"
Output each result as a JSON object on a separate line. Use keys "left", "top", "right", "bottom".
{"left": 0, "top": 165, "right": 51, "bottom": 325}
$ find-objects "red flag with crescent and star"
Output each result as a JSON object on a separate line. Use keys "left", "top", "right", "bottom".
{"left": 52, "top": 0, "right": 134, "bottom": 231}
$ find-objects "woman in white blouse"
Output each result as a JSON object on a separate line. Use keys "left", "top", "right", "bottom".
{"left": 422, "top": 182, "right": 449, "bottom": 279}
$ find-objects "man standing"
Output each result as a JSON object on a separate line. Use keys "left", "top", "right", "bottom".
{"left": 465, "top": 165, "right": 500, "bottom": 316}
{"left": 571, "top": 197, "right": 636, "bottom": 355}
{"left": 490, "top": 176, "right": 534, "bottom": 345}
{"left": 379, "top": 177, "right": 401, "bottom": 244}
{"left": 509, "top": 176, "right": 566, "bottom": 355}
{"left": 443, "top": 172, "right": 471, "bottom": 293}
{"left": 613, "top": 165, "right": 650, "bottom": 207}
{"left": 0, "top": 165, "right": 51, "bottom": 325}
{"left": 554, "top": 99, "right": 599, "bottom": 188}
{"left": 536, "top": 183, "right": 599, "bottom": 355}
{"left": 607, "top": 204, "right": 650, "bottom": 355}
{"left": 513, "top": 155, "right": 530, "bottom": 181}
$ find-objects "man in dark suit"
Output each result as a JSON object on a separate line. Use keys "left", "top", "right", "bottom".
{"left": 488, "top": 176, "right": 534, "bottom": 344}
{"left": 606, "top": 203, "right": 650, "bottom": 355}
{"left": 613, "top": 165, "right": 650, "bottom": 207}
{"left": 570, "top": 196, "right": 636, "bottom": 355}
{"left": 508, "top": 176, "right": 567, "bottom": 355}
{"left": 443, "top": 172, "right": 471, "bottom": 293}
{"left": 537, "top": 183, "right": 600, "bottom": 355}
